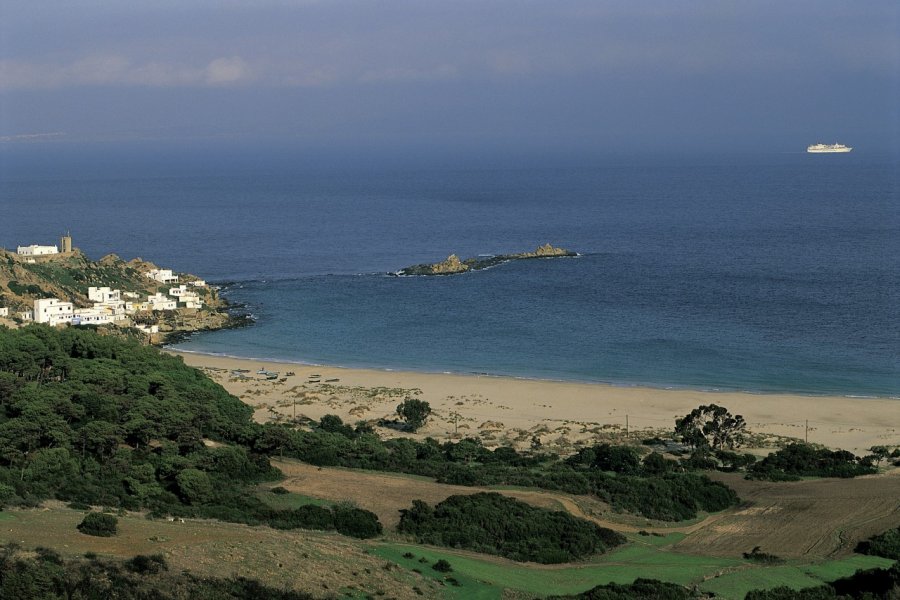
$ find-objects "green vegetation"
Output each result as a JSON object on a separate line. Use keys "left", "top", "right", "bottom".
{"left": 744, "top": 561, "right": 900, "bottom": 599}
{"left": 747, "top": 444, "right": 877, "bottom": 480}
{"left": 743, "top": 546, "right": 785, "bottom": 565}
{"left": 700, "top": 556, "right": 895, "bottom": 599}
{"left": 432, "top": 558, "right": 453, "bottom": 572}
{"left": 0, "top": 545, "right": 316, "bottom": 599}
{"left": 397, "top": 492, "right": 625, "bottom": 563}
{"left": 857, "top": 526, "right": 900, "bottom": 560}
{"left": 274, "top": 426, "right": 738, "bottom": 521}
{"left": 375, "top": 542, "right": 742, "bottom": 599}
{"left": 548, "top": 579, "right": 696, "bottom": 599}
{"left": 395, "top": 397, "right": 432, "bottom": 431}
{"left": 76, "top": 512, "right": 117, "bottom": 537}
{"left": 6, "top": 281, "right": 48, "bottom": 298}
{"left": 675, "top": 404, "right": 747, "bottom": 450}
{"left": 0, "top": 325, "right": 380, "bottom": 539}
{"left": 376, "top": 543, "right": 897, "bottom": 600}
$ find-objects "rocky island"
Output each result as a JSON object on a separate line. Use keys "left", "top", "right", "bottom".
{"left": 396, "top": 243, "right": 577, "bottom": 276}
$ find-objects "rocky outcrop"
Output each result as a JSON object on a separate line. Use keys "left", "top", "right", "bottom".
{"left": 426, "top": 254, "right": 469, "bottom": 275}
{"left": 397, "top": 244, "right": 576, "bottom": 276}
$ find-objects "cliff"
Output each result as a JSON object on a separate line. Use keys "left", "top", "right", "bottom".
{"left": 397, "top": 244, "right": 577, "bottom": 276}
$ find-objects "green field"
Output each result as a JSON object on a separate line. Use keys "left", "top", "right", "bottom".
{"left": 374, "top": 539, "right": 895, "bottom": 600}
{"left": 699, "top": 555, "right": 895, "bottom": 598}
{"left": 374, "top": 539, "right": 740, "bottom": 599}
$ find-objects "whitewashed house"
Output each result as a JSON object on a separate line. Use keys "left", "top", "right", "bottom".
{"left": 88, "top": 287, "right": 129, "bottom": 321}
{"left": 73, "top": 307, "right": 114, "bottom": 325}
{"left": 17, "top": 244, "right": 59, "bottom": 256}
{"left": 0, "top": 307, "right": 8, "bottom": 317}
{"left": 135, "top": 324, "right": 160, "bottom": 334}
{"left": 19, "top": 310, "right": 34, "bottom": 321}
{"left": 88, "top": 287, "right": 121, "bottom": 304}
{"left": 189, "top": 280, "right": 207, "bottom": 287}
{"left": 168, "top": 284, "right": 189, "bottom": 297}
{"left": 180, "top": 295, "right": 204, "bottom": 309}
{"left": 146, "top": 293, "right": 177, "bottom": 311}
{"left": 146, "top": 269, "right": 179, "bottom": 284}
{"left": 34, "top": 298, "right": 74, "bottom": 326}
{"left": 169, "top": 285, "right": 203, "bottom": 308}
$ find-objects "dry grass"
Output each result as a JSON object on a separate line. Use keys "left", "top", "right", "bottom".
{"left": 674, "top": 471, "right": 900, "bottom": 559}
{"left": 0, "top": 506, "right": 439, "bottom": 600}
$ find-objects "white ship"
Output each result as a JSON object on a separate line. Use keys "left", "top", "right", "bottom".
{"left": 807, "top": 143, "right": 852, "bottom": 153}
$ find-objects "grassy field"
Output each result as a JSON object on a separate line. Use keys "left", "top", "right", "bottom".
{"left": 373, "top": 538, "right": 742, "bottom": 599}
{"left": 374, "top": 537, "right": 896, "bottom": 600}
{"left": 698, "top": 555, "right": 894, "bottom": 598}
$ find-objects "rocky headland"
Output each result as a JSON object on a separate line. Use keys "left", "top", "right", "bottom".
{"left": 397, "top": 243, "right": 577, "bottom": 276}
{"left": 0, "top": 247, "right": 248, "bottom": 344}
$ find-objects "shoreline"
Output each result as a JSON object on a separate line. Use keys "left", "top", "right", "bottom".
{"left": 169, "top": 347, "right": 900, "bottom": 401}
{"left": 169, "top": 350, "right": 900, "bottom": 455}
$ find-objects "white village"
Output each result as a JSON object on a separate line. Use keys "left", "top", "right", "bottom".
{"left": 1, "top": 233, "right": 216, "bottom": 339}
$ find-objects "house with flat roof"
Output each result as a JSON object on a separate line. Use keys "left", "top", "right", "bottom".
{"left": 17, "top": 245, "right": 59, "bottom": 256}
{"left": 34, "top": 298, "right": 73, "bottom": 326}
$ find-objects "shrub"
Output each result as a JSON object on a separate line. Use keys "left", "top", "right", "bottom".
{"left": 432, "top": 559, "right": 452, "bottom": 573}
{"left": 332, "top": 506, "right": 382, "bottom": 539}
{"left": 398, "top": 493, "right": 625, "bottom": 563}
{"left": 396, "top": 398, "right": 432, "bottom": 431}
{"left": 124, "top": 554, "right": 168, "bottom": 574}
{"left": 748, "top": 443, "right": 876, "bottom": 480}
{"left": 77, "top": 512, "right": 118, "bottom": 537}
{"left": 743, "top": 546, "right": 784, "bottom": 564}
{"left": 856, "top": 526, "right": 900, "bottom": 560}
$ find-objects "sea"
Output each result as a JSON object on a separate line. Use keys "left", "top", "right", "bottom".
{"left": 2, "top": 148, "right": 898, "bottom": 397}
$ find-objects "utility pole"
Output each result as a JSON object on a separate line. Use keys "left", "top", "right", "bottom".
{"left": 625, "top": 415, "right": 629, "bottom": 438}
{"left": 805, "top": 420, "right": 808, "bottom": 443}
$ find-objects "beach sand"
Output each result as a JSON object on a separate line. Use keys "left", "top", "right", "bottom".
{"left": 171, "top": 351, "right": 899, "bottom": 455}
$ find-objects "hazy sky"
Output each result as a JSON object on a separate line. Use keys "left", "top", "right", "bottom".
{"left": 1, "top": 1, "right": 898, "bottom": 158}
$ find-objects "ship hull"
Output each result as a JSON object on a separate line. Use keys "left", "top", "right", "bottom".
{"left": 807, "top": 143, "right": 852, "bottom": 153}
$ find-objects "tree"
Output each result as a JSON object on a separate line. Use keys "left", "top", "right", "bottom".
{"left": 675, "top": 404, "right": 746, "bottom": 450}
{"left": 175, "top": 468, "right": 214, "bottom": 504}
{"left": 77, "top": 512, "right": 118, "bottom": 537}
{"left": 396, "top": 398, "right": 431, "bottom": 431}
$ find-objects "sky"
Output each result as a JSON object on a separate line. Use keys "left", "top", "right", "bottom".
{"left": 0, "top": 1, "right": 898, "bottom": 162}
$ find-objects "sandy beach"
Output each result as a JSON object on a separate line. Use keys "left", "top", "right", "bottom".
{"left": 171, "top": 351, "right": 899, "bottom": 455}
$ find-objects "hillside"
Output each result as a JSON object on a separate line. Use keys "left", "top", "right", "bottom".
{"left": 0, "top": 247, "right": 241, "bottom": 342}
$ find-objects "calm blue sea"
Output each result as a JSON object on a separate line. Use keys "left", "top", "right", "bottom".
{"left": 2, "top": 150, "right": 898, "bottom": 396}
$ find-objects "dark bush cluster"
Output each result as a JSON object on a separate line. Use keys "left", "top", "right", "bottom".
{"left": 76, "top": 512, "right": 118, "bottom": 537}
{"left": 0, "top": 326, "right": 381, "bottom": 539}
{"left": 742, "top": 546, "right": 784, "bottom": 564}
{"left": 397, "top": 492, "right": 626, "bottom": 564}
{"left": 856, "top": 527, "right": 900, "bottom": 561}
{"left": 548, "top": 578, "right": 696, "bottom": 599}
{"left": 747, "top": 443, "right": 877, "bottom": 480}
